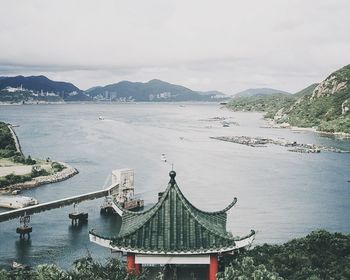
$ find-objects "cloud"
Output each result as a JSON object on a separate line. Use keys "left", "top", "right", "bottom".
{"left": 0, "top": 0, "right": 349, "bottom": 93}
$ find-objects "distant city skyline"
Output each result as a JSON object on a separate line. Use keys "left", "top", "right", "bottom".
{"left": 0, "top": 0, "right": 349, "bottom": 94}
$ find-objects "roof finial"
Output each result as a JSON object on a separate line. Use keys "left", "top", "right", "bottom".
{"left": 169, "top": 170, "right": 176, "bottom": 182}
{"left": 171, "top": 163, "right": 174, "bottom": 171}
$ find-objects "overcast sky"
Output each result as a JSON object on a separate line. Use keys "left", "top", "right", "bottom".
{"left": 0, "top": 0, "right": 349, "bottom": 94}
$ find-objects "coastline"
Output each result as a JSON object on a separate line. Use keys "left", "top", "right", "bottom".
{"left": 262, "top": 118, "right": 350, "bottom": 138}
{"left": 0, "top": 162, "right": 78, "bottom": 194}
{"left": 7, "top": 124, "right": 22, "bottom": 154}
{"left": 0, "top": 124, "right": 79, "bottom": 194}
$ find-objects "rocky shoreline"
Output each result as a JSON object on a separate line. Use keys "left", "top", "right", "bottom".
{"left": 262, "top": 119, "right": 350, "bottom": 138}
{"left": 1, "top": 162, "right": 78, "bottom": 193}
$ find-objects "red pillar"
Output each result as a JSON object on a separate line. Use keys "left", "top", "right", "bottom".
{"left": 135, "top": 263, "right": 142, "bottom": 274}
{"left": 209, "top": 254, "right": 218, "bottom": 280}
{"left": 127, "top": 253, "right": 136, "bottom": 273}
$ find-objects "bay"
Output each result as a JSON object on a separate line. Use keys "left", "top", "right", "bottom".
{"left": 0, "top": 103, "right": 349, "bottom": 269}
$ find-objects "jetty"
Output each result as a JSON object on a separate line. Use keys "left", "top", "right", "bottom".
{"left": 0, "top": 195, "right": 38, "bottom": 209}
{"left": 211, "top": 136, "right": 349, "bottom": 153}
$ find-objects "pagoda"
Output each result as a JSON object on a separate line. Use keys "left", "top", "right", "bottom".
{"left": 89, "top": 171, "right": 255, "bottom": 280}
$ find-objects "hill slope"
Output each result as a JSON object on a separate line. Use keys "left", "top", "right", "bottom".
{"left": 87, "top": 79, "right": 226, "bottom": 101}
{"left": 0, "top": 75, "right": 91, "bottom": 102}
{"left": 234, "top": 88, "right": 290, "bottom": 97}
{"left": 227, "top": 65, "right": 350, "bottom": 134}
{"left": 279, "top": 65, "right": 350, "bottom": 133}
{"left": 0, "top": 75, "right": 80, "bottom": 93}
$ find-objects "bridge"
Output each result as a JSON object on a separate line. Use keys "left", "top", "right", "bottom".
{"left": 0, "top": 184, "right": 121, "bottom": 223}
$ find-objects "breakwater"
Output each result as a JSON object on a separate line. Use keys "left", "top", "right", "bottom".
{"left": 3, "top": 162, "right": 78, "bottom": 192}
{"left": 211, "top": 136, "right": 350, "bottom": 153}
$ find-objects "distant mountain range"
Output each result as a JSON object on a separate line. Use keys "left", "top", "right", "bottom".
{"left": 0, "top": 76, "right": 227, "bottom": 103}
{"left": 86, "top": 79, "right": 226, "bottom": 102}
{"left": 233, "top": 88, "right": 290, "bottom": 97}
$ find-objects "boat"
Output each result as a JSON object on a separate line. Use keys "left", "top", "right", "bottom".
{"left": 222, "top": 122, "right": 230, "bottom": 127}
{"left": 11, "top": 261, "right": 30, "bottom": 270}
{"left": 161, "top": 154, "right": 167, "bottom": 162}
{"left": 11, "top": 189, "right": 21, "bottom": 195}
{"left": 98, "top": 115, "right": 104, "bottom": 120}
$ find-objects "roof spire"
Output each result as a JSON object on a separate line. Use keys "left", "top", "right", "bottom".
{"left": 169, "top": 170, "right": 176, "bottom": 183}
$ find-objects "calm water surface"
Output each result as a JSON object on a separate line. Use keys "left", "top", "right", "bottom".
{"left": 0, "top": 103, "right": 349, "bottom": 268}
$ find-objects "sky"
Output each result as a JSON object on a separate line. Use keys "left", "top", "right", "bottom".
{"left": 0, "top": 0, "right": 349, "bottom": 94}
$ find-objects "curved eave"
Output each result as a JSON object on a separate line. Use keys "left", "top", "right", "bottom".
{"left": 89, "top": 230, "right": 256, "bottom": 255}
{"left": 173, "top": 182, "right": 237, "bottom": 215}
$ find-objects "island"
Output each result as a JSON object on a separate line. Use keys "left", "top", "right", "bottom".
{"left": 0, "top": 121, "right": 78, "bottom": 196}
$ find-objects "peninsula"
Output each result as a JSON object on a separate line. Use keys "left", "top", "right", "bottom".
{"left": 0, "top": 122, "right": 78, "bottom": 194}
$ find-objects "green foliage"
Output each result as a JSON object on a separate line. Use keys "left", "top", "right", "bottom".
{"left": 51, "top": 162, "right": 65, "bottom": 172}
{"left": 227, "top": 94, "right": 295, "bottom": 116}
{"left": 226, "top": 230, "right": 350, "bottom": 280}
{"left": 294, "top": 83, "right": 319, "bottom": 98}
{"left": 217, "top": 257, "right": 283, "bottom": 280}
{"left": 12, "top": 155, "right": 36, "bottom": 165}
{"left": 0, "top": 122, "right": 16, "bottom": 151}
{"left": 0, "top": 173, "right": 31, "bottom": 188}
{"left": 31, "top": 167, "right": 50, "bottom": 178}
{"left": 286, "top": 89, "right": 350, "bottom": 132}
{"left": 0, "top": 149, "right": 18, "bottom": 158}
{"left": 0, "top": 257, "right": 147, "bottom": 280}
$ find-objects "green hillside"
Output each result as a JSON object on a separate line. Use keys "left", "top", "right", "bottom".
{"left": 227, "top": 64, "right": 350, "bottom": 134}
{"left": 226, "top": 93, "right": 295, "bottom": 118}
{"left": 284, "top": 65, "right": 350, "bottom": 133}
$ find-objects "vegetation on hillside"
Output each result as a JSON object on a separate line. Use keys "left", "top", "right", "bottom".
{"left": 226, "top": 93, "right": 295, "bottom": 118}
{"left": 0, "top": 122, "right": 16, "bottom": 151}
{"left": 227, "top": 65, "right": 350, "bottom": 134}
{"left": 0, "top": 121, "right": 66, "bottom": 189}
{"left": 0, "top": 230, "right": 348, "bottom": 280}
{"left": 219, "top": 230, "right": 350, "bottom": 280}
{"left": 0, "top": 257, "right": 146, "bottom": 280}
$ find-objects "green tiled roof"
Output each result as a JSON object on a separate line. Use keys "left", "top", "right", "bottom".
{"left": 92, "top": 171, "right": 255, "bottom": 253}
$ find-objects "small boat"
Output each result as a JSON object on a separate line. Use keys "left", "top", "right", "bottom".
{"left": 161, "top": 154, "right": 167, "bottom": 162}
{"left": 98, "top": 116, "right": 104, "bottom": 120}
{"left": 11, "top": 261, "right": 30, "bottom": 270}
{"left": 11, "top": 189, "right": 21, "bottom": 195}
{"left": 222, "top": 122, "right": 230, "bottom": 127}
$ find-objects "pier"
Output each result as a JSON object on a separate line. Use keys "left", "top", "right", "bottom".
{"left": 0, "top": 168, "right": 143, "bottom": 238}
{"left": 0, "top": 185, "right": 118, "bottom": 223}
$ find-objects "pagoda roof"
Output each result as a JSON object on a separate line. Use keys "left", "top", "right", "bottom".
{"left": 90, "top": 171, "right": 255, "bottom": 254}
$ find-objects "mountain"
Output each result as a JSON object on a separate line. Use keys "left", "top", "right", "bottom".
{"left": 86, "top": 79, "right": 227, "bottom": 102}
{"left": 0, "top": 75, "right": 81, "bottom": 94}
{"left": 226, "top": 93, "right": 295, "bottom": 119}
{"left": 277, "top": 65, "right": 350, "bottom": 133}
{"left": 226, "top": 65, "right": 350, "bottom": 134}
{"left": 233, "top": 88, "right": 290, "bottom": 97}
{"left": 0, "top": 75, "right": 91, "bottom": 102}
{"left": 293, "top": 83, "right": 319, "bottom": 97}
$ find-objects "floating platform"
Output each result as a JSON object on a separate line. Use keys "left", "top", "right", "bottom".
{"left": 16, "top": 226, "right": 32, "bottom": 239}
{"left": 0, "top": 196, "right": 38, "bottom": 209}
{"left": 69, "top": 212, "right": 88, "bottom": 225}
